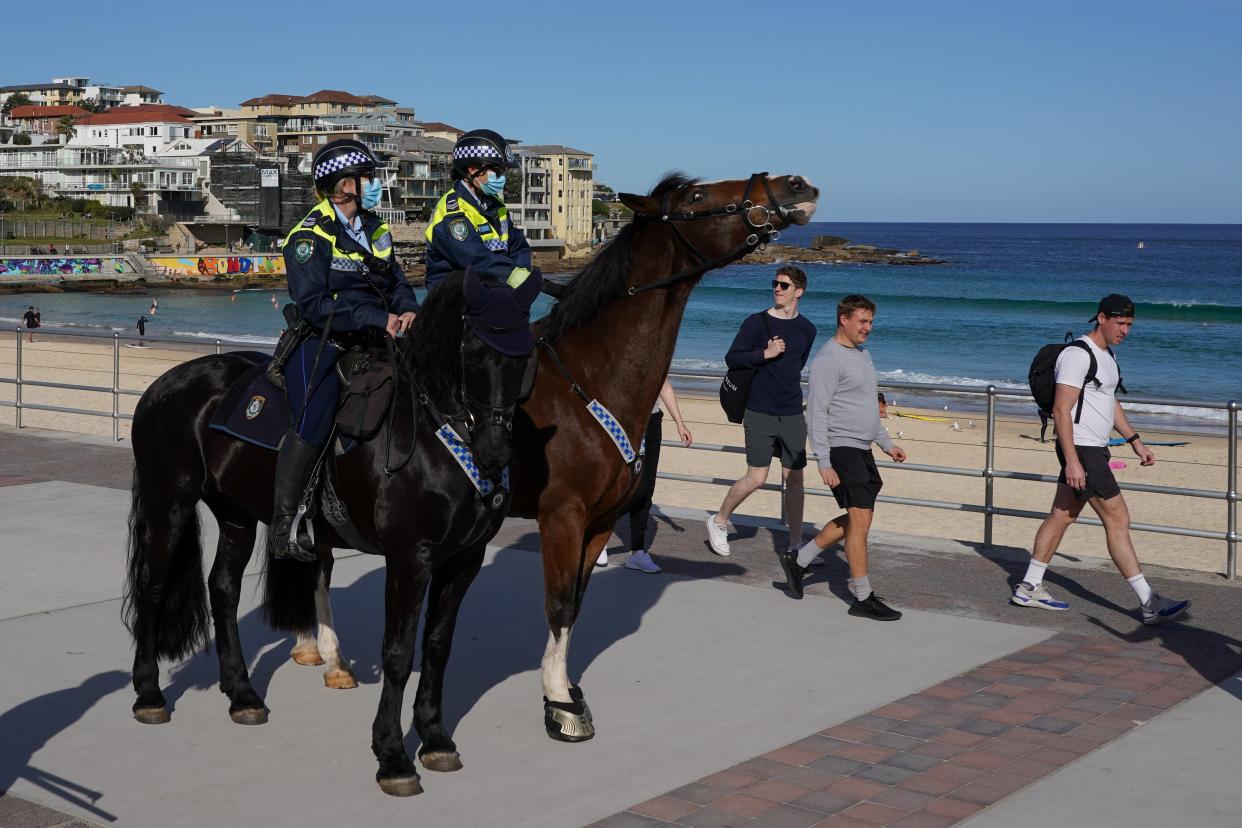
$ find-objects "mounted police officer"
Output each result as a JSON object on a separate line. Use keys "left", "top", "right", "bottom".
{"left": 425, "top": 129, "right": 534, "bottom": 291}
{"left": 271, "top": 138, "right": 420, "bottom": 561}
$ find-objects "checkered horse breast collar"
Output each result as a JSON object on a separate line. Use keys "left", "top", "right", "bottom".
{"left": 435, "top": 423, "right": 511, "bottom": 511}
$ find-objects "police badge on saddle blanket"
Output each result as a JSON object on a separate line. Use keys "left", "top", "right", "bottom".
{"left": 245, "top": 395, "right": 265, "bottom": 419}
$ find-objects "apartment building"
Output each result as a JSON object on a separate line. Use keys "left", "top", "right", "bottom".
{"left": 516, "top": 145, "right": 594, "bottom": 251}
{"left": 188, "top": 107, "right": 276, "bottom": 154}
{"left": 70, "top": 105, "right": 199, "bottom": 156}
{"left": 0, "top": 143, "right": 202, "bottom": 211}
{"left": 0, "top": 78, "right": 162, "bottom": 110}
{"left": 6, "top": 104, "right": 88, "bottom": 135}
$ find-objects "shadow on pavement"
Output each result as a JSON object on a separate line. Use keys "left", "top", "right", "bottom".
{"left": 0, "top": 670, "right": 128, "bottom": 821}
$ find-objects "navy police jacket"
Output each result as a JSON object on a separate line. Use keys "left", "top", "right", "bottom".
{"left": 282, "top": 200, "right": 420, "bottom": 332}
{"left": 424, "top": 181, "right": 531, "bottom": 290}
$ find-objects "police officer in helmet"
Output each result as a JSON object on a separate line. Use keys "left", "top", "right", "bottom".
{"left": 425, "top": 129, "right": 535, "bottom": 291}
{"left": 272, "top": 138, "right": 419, "bottom": 561}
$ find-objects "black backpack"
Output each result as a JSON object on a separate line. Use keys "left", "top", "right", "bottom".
{"left": 719, "top": 312, "right": 774, "bottom": 424}
{"left": 1028, "top": 335, "right": 1125, "bottom": 423}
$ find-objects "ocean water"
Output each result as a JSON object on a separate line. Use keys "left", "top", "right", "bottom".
{"left": 3, "top": 222, "right": 1240, "bottom": 427}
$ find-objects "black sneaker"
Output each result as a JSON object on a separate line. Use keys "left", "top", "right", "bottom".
{"left": 777, "top": 550, "right": 805, "bottom": 599}
{"left": 848, "top": 594, "right": 902, "bottom": 621}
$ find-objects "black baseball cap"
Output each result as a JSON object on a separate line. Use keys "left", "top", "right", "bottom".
{"left": 1090, "top": 294, "right": 1135, "bottom": 322}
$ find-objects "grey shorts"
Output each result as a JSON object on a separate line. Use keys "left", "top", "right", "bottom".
{"left": 743, "top": 409, "right": 807, "bottom": 470}
{"left": 1056, "top": 444, "right": 1121, "bottom": 501}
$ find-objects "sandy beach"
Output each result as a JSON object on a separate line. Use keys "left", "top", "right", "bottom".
{"left": 1, "top": 330, "right": 1236, "bottom": 577}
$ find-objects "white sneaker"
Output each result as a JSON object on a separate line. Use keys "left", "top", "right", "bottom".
{"left": 595, "top": 549, "right": 608, "bottom": 567}
{"left": 1011, "top": 581, "right": 1069, "bottom": 611}
{"left": 625, "top": 550, "right": 661, "bottom": 573}
{"left": 706, "top": 514, "right": 731, "bottom": 556}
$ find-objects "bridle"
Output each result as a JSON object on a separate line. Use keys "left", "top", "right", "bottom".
{"left": 626, "top": 172, "right": 789, "bottom": 296}
{"left": 458, "top": 317, "right": 522, "bottom": 438}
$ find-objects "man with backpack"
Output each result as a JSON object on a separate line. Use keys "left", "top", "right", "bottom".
{"left": 1017, "top": 294, "right": 1189, "bottom": 624}
{"left": 707, "top": 266, "right": 817, "bottom": 557}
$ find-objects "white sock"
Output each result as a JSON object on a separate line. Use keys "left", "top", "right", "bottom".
{"left": 796, "top": 539, "right": 823, "bottom": 569}
{"left": 1126, "top": 573, "right": 1153, "bottom": 605}
{"left": 1023, "top": 559, "right": 1048, "bottom": 588}
{"left": 849, "top": 575, "right": 872, "bottom": 601}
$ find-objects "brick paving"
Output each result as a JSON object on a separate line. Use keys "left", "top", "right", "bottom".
{"left": 0, "top": 794, "right": 101, "bottom": 828}
{"left": 592, "top": 633, "right": 1234, "bottom": 827}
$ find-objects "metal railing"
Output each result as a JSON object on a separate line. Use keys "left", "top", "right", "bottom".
{"left": 661, "top": 370, "right": 1239, "bottom": 579}
{"left": 0, "top": 332, "right": 1235, "bottom": 576}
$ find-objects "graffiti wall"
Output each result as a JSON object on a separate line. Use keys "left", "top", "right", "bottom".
{"left": 0, "top": 257, "right": 128, "bottom": 276}
{"left": 148, "top": 256, "right": 285, "bottom": 277}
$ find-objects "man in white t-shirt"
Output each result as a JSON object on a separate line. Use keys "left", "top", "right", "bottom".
{"left": 1011, "top": 294, "right": 1189, "bottom": 625}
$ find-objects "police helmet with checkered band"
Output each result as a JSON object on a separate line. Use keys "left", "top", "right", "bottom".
{"left": 451, "top": 129, "right": 518, "bottom": 179}
{"left": 312, "top": 138, "right": 379, "bottom": 194}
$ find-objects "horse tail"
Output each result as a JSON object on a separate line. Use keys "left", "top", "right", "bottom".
{"left": 259, "top": 530, "right": 319, "bottom": 633}
{"left": 122, "top": 463, "right": 210, "bottom": 660}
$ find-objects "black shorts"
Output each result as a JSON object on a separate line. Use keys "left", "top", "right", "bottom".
{"left": 828, "top": 446, "right": 883, "bottom": 510}
{"left": 1055, "top": 444, "right": 1121, "bottom": 501}
{"left": 743, "top": 409, "right": 807, "bottom": 470}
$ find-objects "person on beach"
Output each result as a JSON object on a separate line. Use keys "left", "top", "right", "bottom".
{"left": 423, "top": 129, "right": 535, "bottom": 292}
{"left": 598, "top": 378, "right": 693, "bottom": 573}
{"left": 22, "top": 306, "right": 38, "bottom": 343}
{"left": 136, "top": 315, "right": 147, "bottom": 346}
{"left": 1011, "top": 294, "right": 1189, "bottom": 624}
{"left": 270, "top": 138, "right": 420, "bottom": 561}
{"left": 707, "top": 266, "right": 817, "bottom": 559}
{"left": 149, "top": 298, "right": 157, "bottom": 316}
{"left": 779, "top": 294, "right": 908, "bottom": 621}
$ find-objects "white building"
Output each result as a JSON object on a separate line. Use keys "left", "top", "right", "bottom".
{"left": 0, "top": 143, "right": 203, "bottom": 211}
{"left": 69, "top": 105, "right": 198, "bottom": 156}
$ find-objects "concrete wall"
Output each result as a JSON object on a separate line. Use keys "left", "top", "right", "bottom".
{"left": 0, "top": 255, "right": 130, "bottom": 277}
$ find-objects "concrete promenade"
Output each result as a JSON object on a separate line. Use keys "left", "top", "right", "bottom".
{"left": 1, "top": 424, "right": 1240, "bottom": 827}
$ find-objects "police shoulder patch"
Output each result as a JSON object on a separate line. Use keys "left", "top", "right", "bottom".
{"left": 293, "top": 237, "right": 315, "bottom": 263}
{"left": 449, "top": 218, "right": 469, "bottom": 242}
{"left": 301, "top": 214, "right": 317, "bottom": 228}
{"left": 445, "top": 192, "right": 459, "bottom": 210}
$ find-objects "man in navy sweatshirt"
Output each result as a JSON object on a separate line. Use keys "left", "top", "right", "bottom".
{"left": 707, "top": 266, "right": 817, "bottom": 557}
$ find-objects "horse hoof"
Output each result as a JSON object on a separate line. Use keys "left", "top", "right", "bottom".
{"left": 377, "top": 775, "right": 423, "bottom": 797}
{"left": 133, "top": 707, "right": 170, "bottom": 725}
{"left": 291, "top": 645, "right": 325, "bottom": 666}
{"left": 544, "top": 698, "right": 595, "bottom": 743}
{"left": 419, "top": 751, "right": 463, "bottom": 773}
{"left": 324, "top": 669, "right": 358, "bottom": 690}
{"left": 229, "top": 707, "right": 268, "bottom": 726}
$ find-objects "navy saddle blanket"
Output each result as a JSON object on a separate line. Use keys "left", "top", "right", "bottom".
{"left": 208, "top": 360, "right": 355, "bottom": 453}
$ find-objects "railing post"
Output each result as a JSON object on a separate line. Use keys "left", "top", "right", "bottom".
{"left": 1228, "top": 400, "right": 1238, "bottom": 579}
{"left": 112, "top": 333, "right": 121, "bottom": 442}
{"left": 15, "top": 327, "right": 23, "bottom": 429}
{"left": 215, "top": 339, "right": 221, "bottom": 355}
{"left": 984, "top": 385, "right": 996, "bottom": 548}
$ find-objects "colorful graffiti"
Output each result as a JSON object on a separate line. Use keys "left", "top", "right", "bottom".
{"left": 0, "top": 257, "right": 117, "bottom": 276}
{"left": 148, "top": 256, "right": 285, "bottom": 278}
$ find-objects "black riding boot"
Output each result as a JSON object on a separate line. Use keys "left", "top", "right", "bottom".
{"left": 270, "top": 431, "right": 320, "bottom": 562}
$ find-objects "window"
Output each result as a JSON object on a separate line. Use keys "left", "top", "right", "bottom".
{"left": 558, "top": 189, "right": 563, "bottom": 198}
{"left": 152, "top": 127, "right": 160, "bottom": 135}
{"left": 558, "top": 206, "right": 562, "bottom": 213}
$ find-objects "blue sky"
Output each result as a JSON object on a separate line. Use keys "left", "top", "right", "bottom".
{"left": 7, "top": 0, "right": 1240, "bottom": 222}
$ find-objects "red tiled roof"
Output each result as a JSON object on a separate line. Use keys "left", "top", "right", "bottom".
{"left": 300, "top": 90, "right": 370, "bottom": 105}
{"left": 240, "top": 93, "right": 300, "bottom": 107}
{"left": 416, "top": 121, "right": 464, "bottom": 135}
{"left": 8, "top": 104, "right": 88, "bottom": 120}
{"left": 75, "top": 104, "right": 195, "bottom": 126}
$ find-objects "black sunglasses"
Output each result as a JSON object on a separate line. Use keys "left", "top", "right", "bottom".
{"left": 772, "top": 280, "right": 795, "bottom": 291}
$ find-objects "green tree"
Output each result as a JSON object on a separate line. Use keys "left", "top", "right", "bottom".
{"left": 12, "top": 132, "right": 32, "bottom": 146}
{"left": 2, "top": 92, "right": 31, "bottom": 114}
{"left": 55, "top": 115, "right": 77, "bottom": 140}
{"left": 79, "top": 98, "right": 110, "bottom": 114}
{"left": 129, "top": 181, "right": 147, "bottom": 212}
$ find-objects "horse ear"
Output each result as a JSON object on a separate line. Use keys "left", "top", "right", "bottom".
{"left": 463, "top": 267, "right": 485, "bottom": 312}
{"left": 618, "top": 192, "right": 657, "bottom": 215}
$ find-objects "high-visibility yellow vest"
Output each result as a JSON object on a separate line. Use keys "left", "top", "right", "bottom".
{"left": 425, "top": 189, "right": 511, "bottom": 252}
{"left": 284, "top": 199, "right": 394, "bottom": 272}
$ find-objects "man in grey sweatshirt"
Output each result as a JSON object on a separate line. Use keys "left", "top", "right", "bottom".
{"left": 777, "top": 295, "right": 907, "bottom": 620}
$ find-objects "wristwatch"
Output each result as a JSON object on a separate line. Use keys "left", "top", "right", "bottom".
{"left": 1125, "top": 433, "right": 1141, "bottom": 444}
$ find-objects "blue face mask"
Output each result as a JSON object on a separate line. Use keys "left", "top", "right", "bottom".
{"left": 361, "top": 177, "right": 383, "bottom": 210}
{"left": 480, "top": 171, "right": 506, "bottom": 197}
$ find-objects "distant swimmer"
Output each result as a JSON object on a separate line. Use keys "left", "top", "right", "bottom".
{"left": 1137, "top": 241, "right": 1145, "bottom": 249}
{"left": 271, "top": 293, "right": 278, "bottom": 309}
{"left": 230, "top": 291, "right": 237, "bottom": 304}
{"left": 149, "top": 297, "right": 158, "bottom": 316}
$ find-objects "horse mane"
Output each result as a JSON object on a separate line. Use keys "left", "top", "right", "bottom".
{"left": 402, "top": 271, "right": 464, "bottom": 399}
{"left": 541, "top": 171, "right": 698, "bottom": 341}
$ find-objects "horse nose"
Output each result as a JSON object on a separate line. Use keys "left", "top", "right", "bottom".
{"left": 789, "top": 176, "right": 818, "bottom": 198}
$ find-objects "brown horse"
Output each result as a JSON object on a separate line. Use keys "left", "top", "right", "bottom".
{"left": 295, "top": 171, "right": 819, "bottom": 744}
{"left": 509, "top": 171, "right": 819, "bottom": 739}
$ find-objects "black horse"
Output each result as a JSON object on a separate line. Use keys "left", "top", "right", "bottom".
{"left": 123, "top": 270, "right": 537, "bottom": 797}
